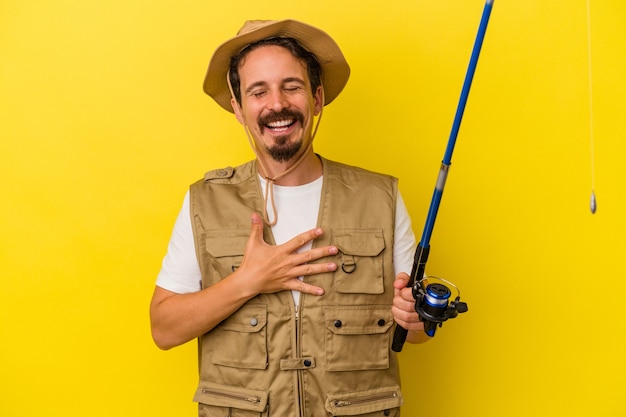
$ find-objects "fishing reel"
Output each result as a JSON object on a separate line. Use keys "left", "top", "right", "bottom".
{"left": 412, "top": 276, "right": 468, "bottom": 337}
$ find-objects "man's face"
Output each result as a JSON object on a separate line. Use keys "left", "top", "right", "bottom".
{"left": 233, "top": 44, "right": 323, "bottom": 163}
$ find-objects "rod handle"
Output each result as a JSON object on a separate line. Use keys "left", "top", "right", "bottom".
{"left": 392, "top": 325, "right": 410, "bottom": 352}
{"left": 391, "top": 245, "right": 430, "bottom": 352}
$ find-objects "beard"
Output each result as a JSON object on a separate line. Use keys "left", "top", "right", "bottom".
{"left": 258, "top": 109, "right": 306, "bottom": 163}
{"left": 266, "top": 136, "right": 303, "bottom": 162}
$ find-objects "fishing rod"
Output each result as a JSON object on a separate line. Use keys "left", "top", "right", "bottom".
{"left": 392, "top": 0, "right": 494, "bottom": 352}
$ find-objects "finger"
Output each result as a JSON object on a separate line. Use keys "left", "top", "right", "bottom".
{"left": 292, "top": 261, "right": 337, "bottom": 278}
{"left": 293, "top": 281, "right": 325, "bottom": 296}
{"left": 396, "top": 291, "right": 416, "bottom": 310}
{"left": 294, "top": 245, "right": 338, "bottom": 264}
{"left": 284, "top": 227, "right": 325, "bottom": 253}
{"left": 400, "top": 286, "right": 416, "bottom": 302}
{"left": 402, "top": 318, "right": 425, "bottom": 335}
{"left": 392, "top": 305, "right": 422, "bottom": 326}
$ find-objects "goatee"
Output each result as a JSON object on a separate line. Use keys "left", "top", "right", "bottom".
{"left": 266, "top": 137, "right": 303, "bottom": 162}
{"left": 258, "top": 109, "right": 305, "bottom": 163}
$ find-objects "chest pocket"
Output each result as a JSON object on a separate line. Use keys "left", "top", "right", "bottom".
{"left": 332, "top": 229, "right": 386, "bottom": 294}
{"left": 204, "top": 229, "right": 249, "bottom": 279}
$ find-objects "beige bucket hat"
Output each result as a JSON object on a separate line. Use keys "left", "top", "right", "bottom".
{"left": 203, "top": 19, "right": 351, "bottom": 113}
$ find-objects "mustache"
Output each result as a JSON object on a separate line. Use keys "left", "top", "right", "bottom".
{"left": 257, "top": 109, "right": 304, "bottom": 131}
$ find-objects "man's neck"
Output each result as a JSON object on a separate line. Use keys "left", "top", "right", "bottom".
{"left": 258, "top": 150, "right": 322, "bottom": 186}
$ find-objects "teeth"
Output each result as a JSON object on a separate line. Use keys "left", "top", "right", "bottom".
{"left": 267, "top": 119, "right": 293, "bottom": 128}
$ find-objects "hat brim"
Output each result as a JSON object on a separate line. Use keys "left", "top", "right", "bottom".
{"left": 203, "top": 20, "right": 350, "bottom": 113}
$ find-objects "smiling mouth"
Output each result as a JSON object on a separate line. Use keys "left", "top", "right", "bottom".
{"left": 259, "top": 110, "right": 304, "bottom": 134}
{"left": 266, "top": 119, "right": 295, "bottom": 133}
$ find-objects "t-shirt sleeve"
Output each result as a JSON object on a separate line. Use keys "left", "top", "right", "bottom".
{"left": 155, "top": 191, "right": 202, "bottom": 294}
{"left": 393, "top": 191, "right": 417, "bottom": 277}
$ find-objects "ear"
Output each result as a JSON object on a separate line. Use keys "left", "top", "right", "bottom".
{"left": 231, "top": 98, "right": 244, "bottom": 125}
{"left": 313, "top": 86, "right": 324, "bottom": 116}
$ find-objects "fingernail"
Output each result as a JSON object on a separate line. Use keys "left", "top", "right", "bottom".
{"left": 329, "top": 246, "right": 338, "bottom": 254}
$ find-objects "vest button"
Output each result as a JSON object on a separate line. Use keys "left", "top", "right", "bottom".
{"left": 384, "top": 410, "right": 390, "bottom": 416}
{"left": 333, "top": 320, "right": 342, "bottom": 328}
{"left": 378, "top": 319, "right": 386, "bottom": 326}
{"left": 250, "top": 318, "right": 258, "bottom": 327}
{"left": 217, "top": 169, "right": 228, "bottom": 177}
{"left": 303, "top": 359, "right": 312, "bottom": 367}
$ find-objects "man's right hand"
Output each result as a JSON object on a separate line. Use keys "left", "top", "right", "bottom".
{"left": 236, "top": 212, "right": 338, "bottom": 297}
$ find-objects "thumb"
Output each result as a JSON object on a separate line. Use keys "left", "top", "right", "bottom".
{"left": 394, "top": 272, "right": 411, "bottom": 290}
{"left": 249, "top": 212, "right": 265, "bottom": 243}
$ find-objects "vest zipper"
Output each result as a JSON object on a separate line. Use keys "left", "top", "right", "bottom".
{"left": 333, "top": 391, "right": 399, "bottom": 408}
{"left": 200, "top": 388, "right": 262, "bottom": 406}
{"left": 295, "top": 299, "right": 305, "bottom": 417}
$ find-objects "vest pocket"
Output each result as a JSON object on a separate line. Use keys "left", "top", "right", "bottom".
{"left": 211, "top": 304, "right": 268, "bottom": 370}
{"left": 194, "top": 380, "right": 269, "bottom": 416}
{"left": 332, "top": 229, "right": 385, "bottom": 295}
{"left": 325, "top": 385, "right": 402, "bottom": 416}
{"left": 204, "top": 229, "right": 249, "bottom": 278}
{"left": 324, "top": 306, "right": 393, "bottom": 371}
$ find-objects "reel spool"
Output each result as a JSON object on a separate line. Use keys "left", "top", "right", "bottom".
{"left": 413, "top": 276, "right": 468, "bottom": 337}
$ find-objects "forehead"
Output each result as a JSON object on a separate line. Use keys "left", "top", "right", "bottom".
{"left": 238, "top": 44, "right": 309, "bottom": 84}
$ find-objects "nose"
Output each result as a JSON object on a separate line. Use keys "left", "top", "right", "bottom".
{"left": 267, "top": 89, "right": 289, "bottom": 112}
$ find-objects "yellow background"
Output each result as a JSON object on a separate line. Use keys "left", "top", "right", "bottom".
{"left": 2, "top": 0, "right": 624, "bottom": 416}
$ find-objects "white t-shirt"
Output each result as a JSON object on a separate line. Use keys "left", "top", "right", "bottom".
{"left": 156, "top": 175, "right": 417, "bottom": 303}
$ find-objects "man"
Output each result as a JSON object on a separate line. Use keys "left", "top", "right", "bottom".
{"left": 150, "top": 19, "right": 429, "bottom": 416}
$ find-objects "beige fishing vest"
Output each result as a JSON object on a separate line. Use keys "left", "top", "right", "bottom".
{"left": 189, "top": 156, "right": 403, "bottom": 417}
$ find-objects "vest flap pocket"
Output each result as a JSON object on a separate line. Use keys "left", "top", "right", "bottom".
{"left": 324, "top": 306, "right": 393, "bottom": 371}
{"left": 210, "top": 304, "right": 268, "bottom": 370}
{"left": 205, "top": 229, "right": 249, "bottom": 257}
{"left": 332, "top": 229, "right": 386, "bottom": 295}
{"left": 193, "top": 380, "right": 268, "bottom": 412}
{"left": 325, "top": 306, "right": 393, "bottom": 335}
{"left": 219, "top": 304, "right": 267, "bottom": 333}
{"left": 325, "top": 385, "right": 403, "bottom": 415}
{"left": 332, "top": 229, "right": 385, "bottom": 257}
